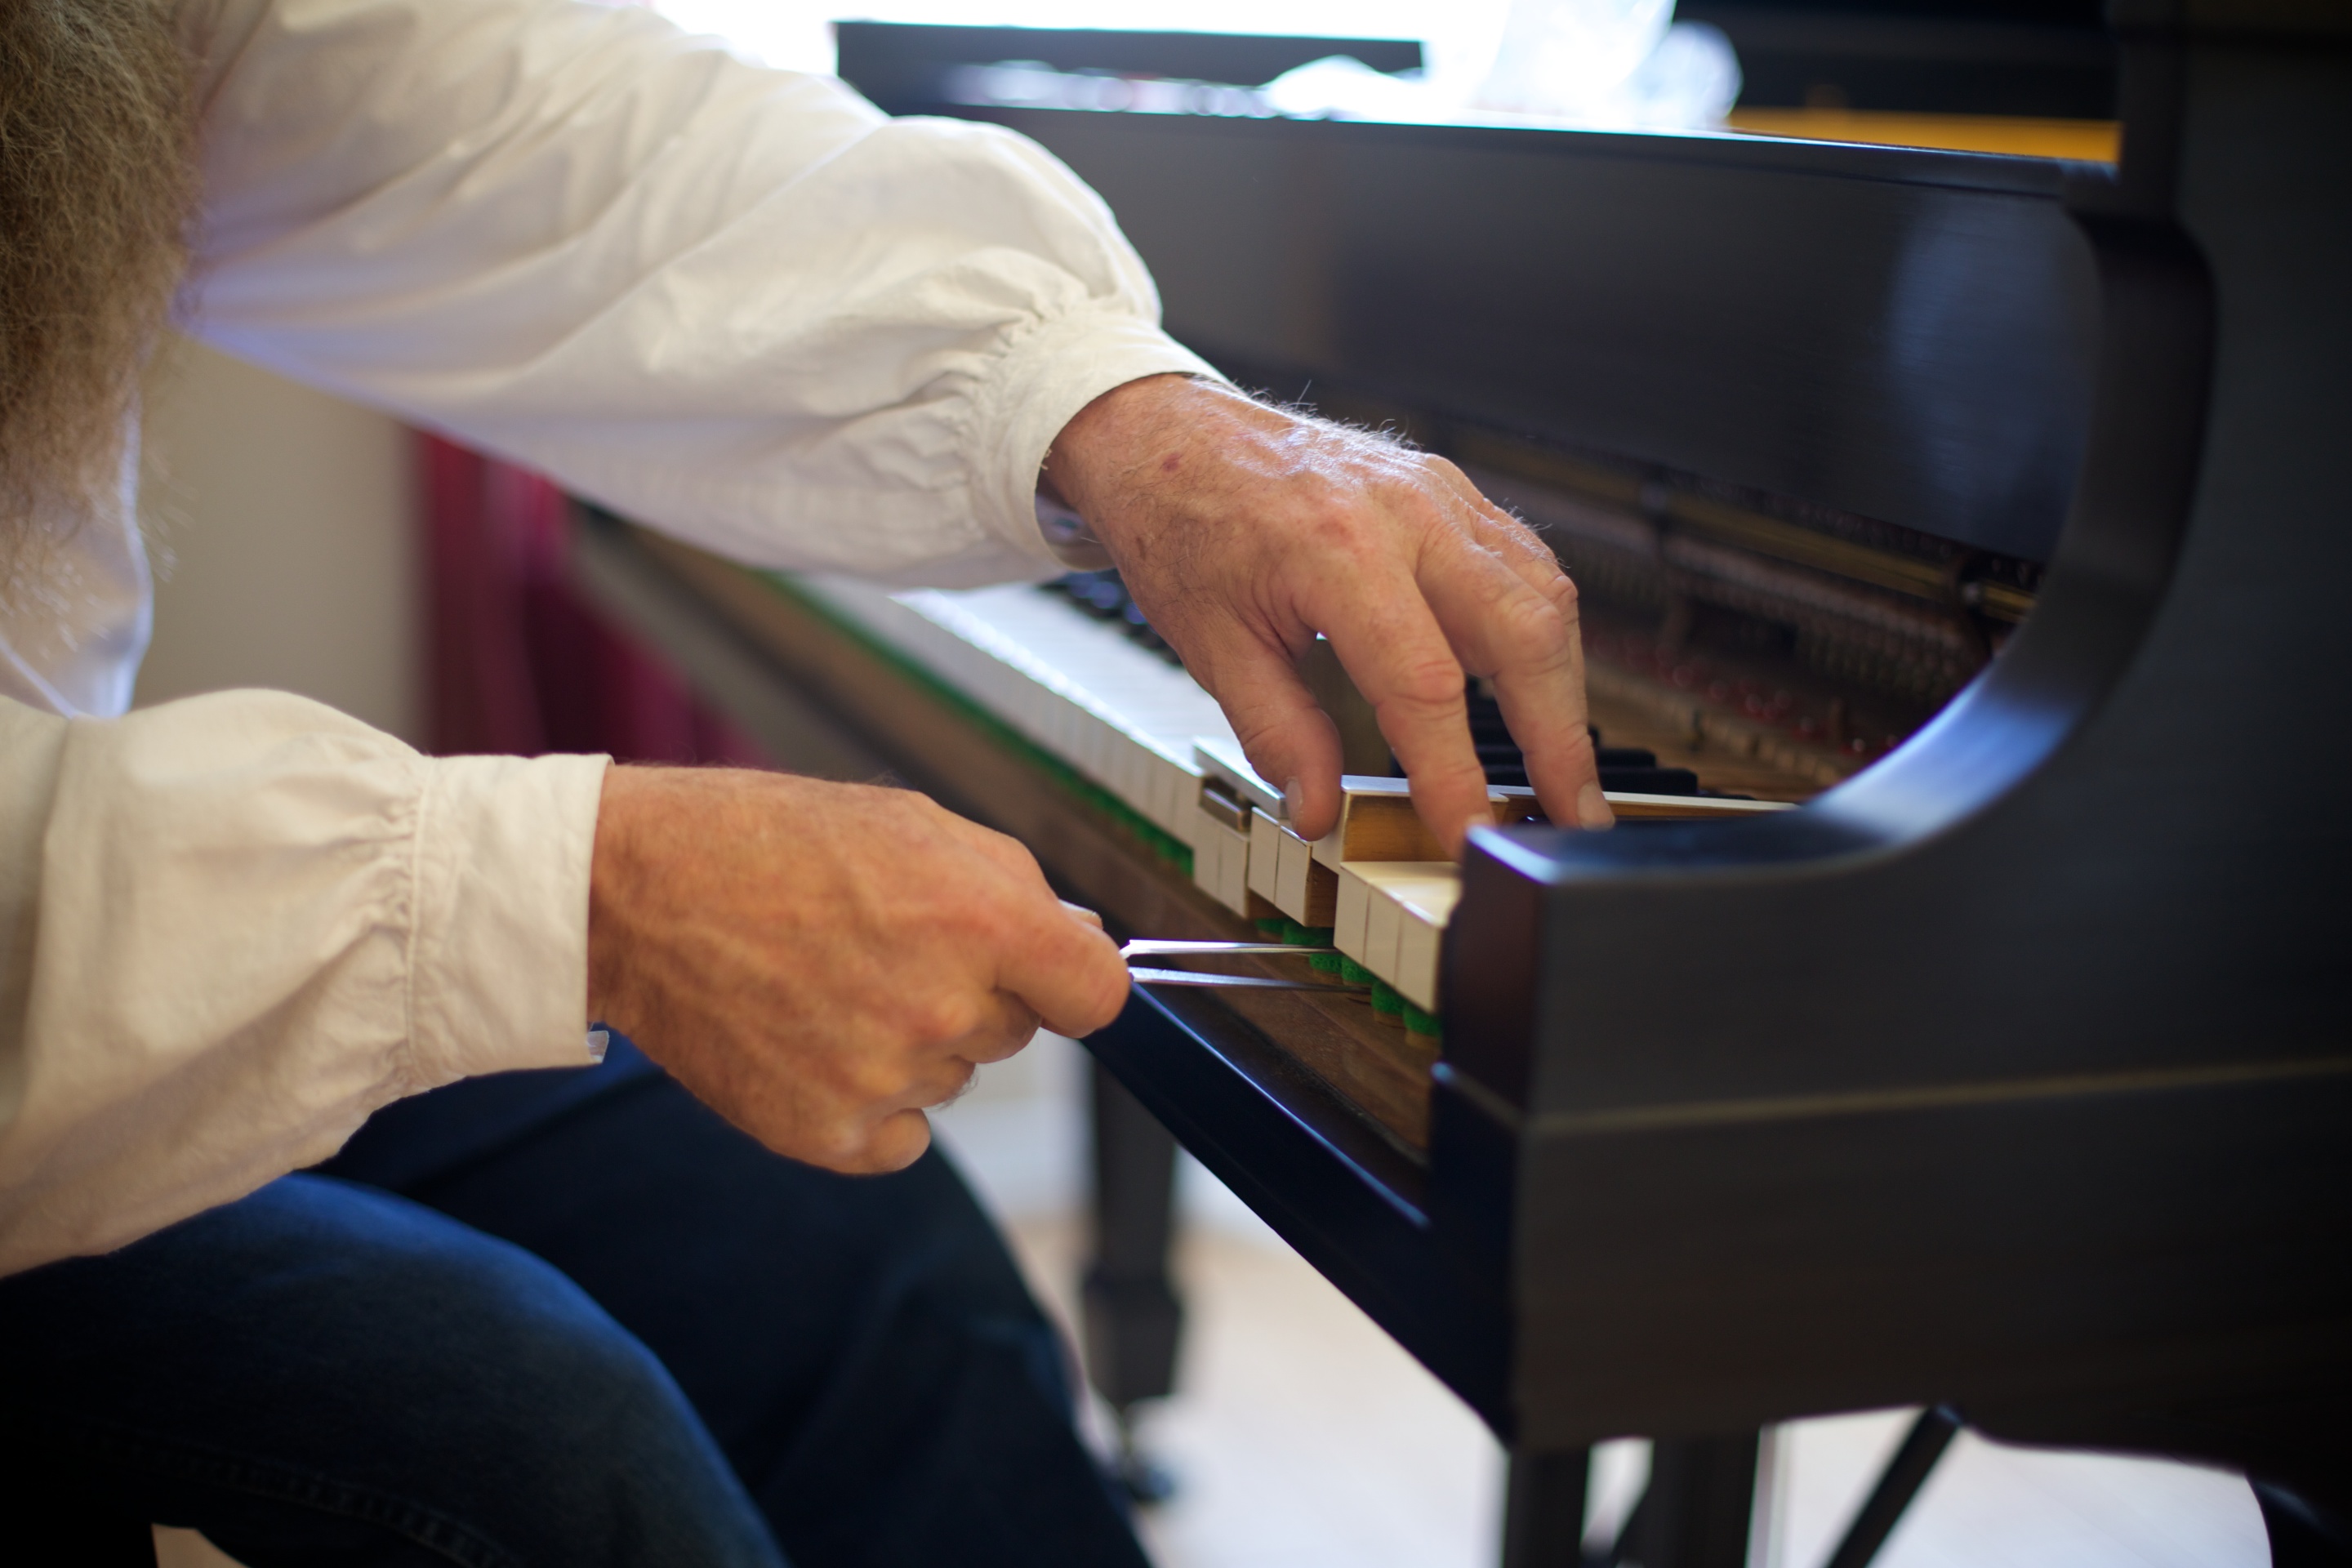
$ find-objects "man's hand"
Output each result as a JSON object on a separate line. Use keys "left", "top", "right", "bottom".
{"left": 1045, "top": 375, "right": 1612, "bottom": 855}
{"left": 586, "top": 766, "right": 1129, "bottom": 1174}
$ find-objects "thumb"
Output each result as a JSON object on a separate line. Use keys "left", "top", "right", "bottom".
{"left": 1002, "top": 910, "right": 1131, "bottom": 1039}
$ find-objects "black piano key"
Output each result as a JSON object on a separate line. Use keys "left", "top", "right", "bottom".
{"left": 1596, "top": 765, "right": 1701, "bottom": 795}
{"left": 1049, "top": 572, "right": 1186, "bottom": 666}
{"left": 1056, "top": 580, "right": 1714, "bottom": 775}
{"left": 1460, "top": 680, "right": 1704, "bottom": 795}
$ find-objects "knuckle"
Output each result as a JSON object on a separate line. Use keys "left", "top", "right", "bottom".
{"left": 1298, "top": 504, "right": 1374, "bottom": 558}
{"left": 984, "top": 835, "right": 1041, "bottom": 882}
{"left": 906, "top": 995, "right": 978, "bottom": 1047}
{"left": 990, "top": 1018, "right": 1042, "bottom": 1061}
{"left": 1490, "top": 589, "right": 1569, "bottom": 657}
{"left": 1229, "top": 713, "right": 1292, "bottom": 766}
{"left": 1386, "top": 651, "right": 1468, "bottom": 713}
{"left": 838, "top": 1053, "right": 907, "bottom": 1107}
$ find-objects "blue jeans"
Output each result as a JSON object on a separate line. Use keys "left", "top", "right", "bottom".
{"left": 0, "top": 1040, "right": 1147, "bottom": 1568}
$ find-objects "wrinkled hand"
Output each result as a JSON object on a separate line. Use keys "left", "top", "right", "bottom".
{"left": 586, "top": 766, "right": 1129, "bottom": 1174}
{"left": 1045, "top": 375, "right": 1610, "bottom": 854}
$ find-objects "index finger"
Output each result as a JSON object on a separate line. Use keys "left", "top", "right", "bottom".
{"left": 1312, "top": 572, "right": 1498, "bottom": 858}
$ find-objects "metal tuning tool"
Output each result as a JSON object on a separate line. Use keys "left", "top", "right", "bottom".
{"left": 1119, "top": 939, "right": 1362, "bottom": 992}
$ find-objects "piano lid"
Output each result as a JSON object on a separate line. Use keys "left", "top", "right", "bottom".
{"left": 840, "top": 16, "right": 2109, "bottom": 565}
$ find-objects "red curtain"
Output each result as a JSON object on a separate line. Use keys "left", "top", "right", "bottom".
{"left": 419, "top": 434, "right": 770, "bottom": 768}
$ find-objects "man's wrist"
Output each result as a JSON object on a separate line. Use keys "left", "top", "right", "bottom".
{"left": 586, "top": 764, "right": 660, "bottom": 1028}
{"left": 1040, "top": 372, "right": 1236, "bottom": 555}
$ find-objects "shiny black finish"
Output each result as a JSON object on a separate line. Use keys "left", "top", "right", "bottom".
{"left": 1499, "top": 1447, "right": 1591, "bottom": 1568}
{"left": 1623, "top": 1437, "right": 1761, "bottom": 1568}
{"left": 1082, "top": 1063, "right": 1184, "bottom": 1418}
{"left": 1086, "top": 987, "right": 1512, "bottom": 1424}
{"left": 967, "top": 107, "right": 2098, "bottom": 563}
{"left": 875, "top": 0, "right": 2349, "bottom": 1533}
{"left": 1437, "top": 6, "right": 2352, "bottom": 1480}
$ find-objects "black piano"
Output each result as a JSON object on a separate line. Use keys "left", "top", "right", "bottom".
{"left": 568, "top": 4, "right": 2352, "bottom": 1561}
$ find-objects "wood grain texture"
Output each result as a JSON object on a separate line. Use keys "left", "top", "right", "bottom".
{"left": 632, "top": 531, "right": 1437, "bottom": 1150}
{"left": 1327, "top": 786, "right": 1788, "bottom": 864}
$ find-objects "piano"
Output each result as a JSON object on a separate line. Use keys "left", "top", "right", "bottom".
{"left": 567, "top": 4, "right": 2352, "bottom": 1561}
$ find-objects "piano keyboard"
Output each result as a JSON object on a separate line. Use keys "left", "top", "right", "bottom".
{"left": 795, "top": 575, "right": 1232, "bottom": 855}
{"left": 794, "top": 574, "right": 1792, "bottom": 1032}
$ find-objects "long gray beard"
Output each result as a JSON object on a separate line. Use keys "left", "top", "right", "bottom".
{"left": 0, "top": 0, "right": 196, "bottom": 597}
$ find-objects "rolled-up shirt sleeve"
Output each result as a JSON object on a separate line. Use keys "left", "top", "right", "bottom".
{"left": 0, "top": 692, "right": 607, "bottom": 1276}
{"left": 180, "top": 0, "right": 1224, "bottom": 585}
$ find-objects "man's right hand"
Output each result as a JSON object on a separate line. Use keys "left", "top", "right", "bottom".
{"left": 585, "top": 766, "right": 1129, "bottom": 1174}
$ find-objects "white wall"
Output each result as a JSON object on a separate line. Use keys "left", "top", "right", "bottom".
{"left": 133, "top": 336, "right": 421, "bottom": 744}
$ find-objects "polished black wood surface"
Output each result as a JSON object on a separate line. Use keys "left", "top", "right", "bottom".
{"left": 1438, "top": 10, "right": 2352, "bottom": 1475}
{"left": 951, "top": 109, "right": 2097, "bottom": 564}
{"left": 842, "top": 3, "right": 2352, "bottom": 1521}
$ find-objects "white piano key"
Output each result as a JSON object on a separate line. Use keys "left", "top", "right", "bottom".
{"left": 1192, "top": 805, "right": 1230, "bottom": 901}
{"left": 1194, "top": 805, "right": 1256, "bottom": 916}
{"left": 1119, "top": 736, "right": 1156, "bottom": 820}
{"left": 1392, "top": 878, "right": 1462, "bottom": 1012}
{"left": 1218, "top": 820, "right": 1253, "bottom": 914}
{"left": 1147, "top": 746, "right": 1196, "bottom": 839}
{"left": 1274, "top": 826, "right": 1334, "bottom": 926}
{"left": 1193, "top": 734, "right": 1285, "bottom": 818}
{"left": 1365, "top": 887, "right": 1403, "bottom": 979}
{"left": 792, "top": 575, "right": 1270, "bottom": 884}
{"left": 1345, "top": 862, "right": 1460, "bottom": 1004}
{"left": 1248, "top": 808, "right": 1283, "bottom": 905}
{"left": 1334, "top": 866, "right": 1373, "bottom": 960}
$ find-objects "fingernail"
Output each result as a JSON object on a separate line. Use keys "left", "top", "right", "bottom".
{"left": 1577, "top": 782, "right": 1615, "bottom": 831}
{"left": 1283, "top": 777, "right": 1304, "bottom": 824}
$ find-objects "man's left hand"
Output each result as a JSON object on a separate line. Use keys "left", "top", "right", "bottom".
{"left": 1045, "top": 374, "right": 1612, "bottom": 857}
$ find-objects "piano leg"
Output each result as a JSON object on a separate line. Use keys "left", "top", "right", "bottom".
{"left": 1082, "top": 1057, "right": 1184, "bottom": 1503}
{"left": 1820, "top": 1406, "right": 1960, "bottom": 1568}
{"left": 1500, "top": 1448, "right": 1592, "bottom": 1567}
{"left": 1616, "top": 1435, "right": 1760, "bottom": 1568}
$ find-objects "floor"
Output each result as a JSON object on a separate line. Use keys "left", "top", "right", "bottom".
{"left": 928, "top": 1032, "right": 2273, "bottom": 1568}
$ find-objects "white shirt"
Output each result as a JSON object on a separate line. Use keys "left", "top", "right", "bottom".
{"left": 0, "top": 0, "right": 1218, "bottom": 1275}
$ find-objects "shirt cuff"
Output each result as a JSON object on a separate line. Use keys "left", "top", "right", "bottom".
{"left": 967, "top": 312, "right": 1227, "bottom": 570}
{"left": 408, "top": 751, "right": 612, "bottom": 1085}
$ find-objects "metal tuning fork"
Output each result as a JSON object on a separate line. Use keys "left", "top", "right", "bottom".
{"left": 1118, "top": 938, "right": 1364, "bottom": 992}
